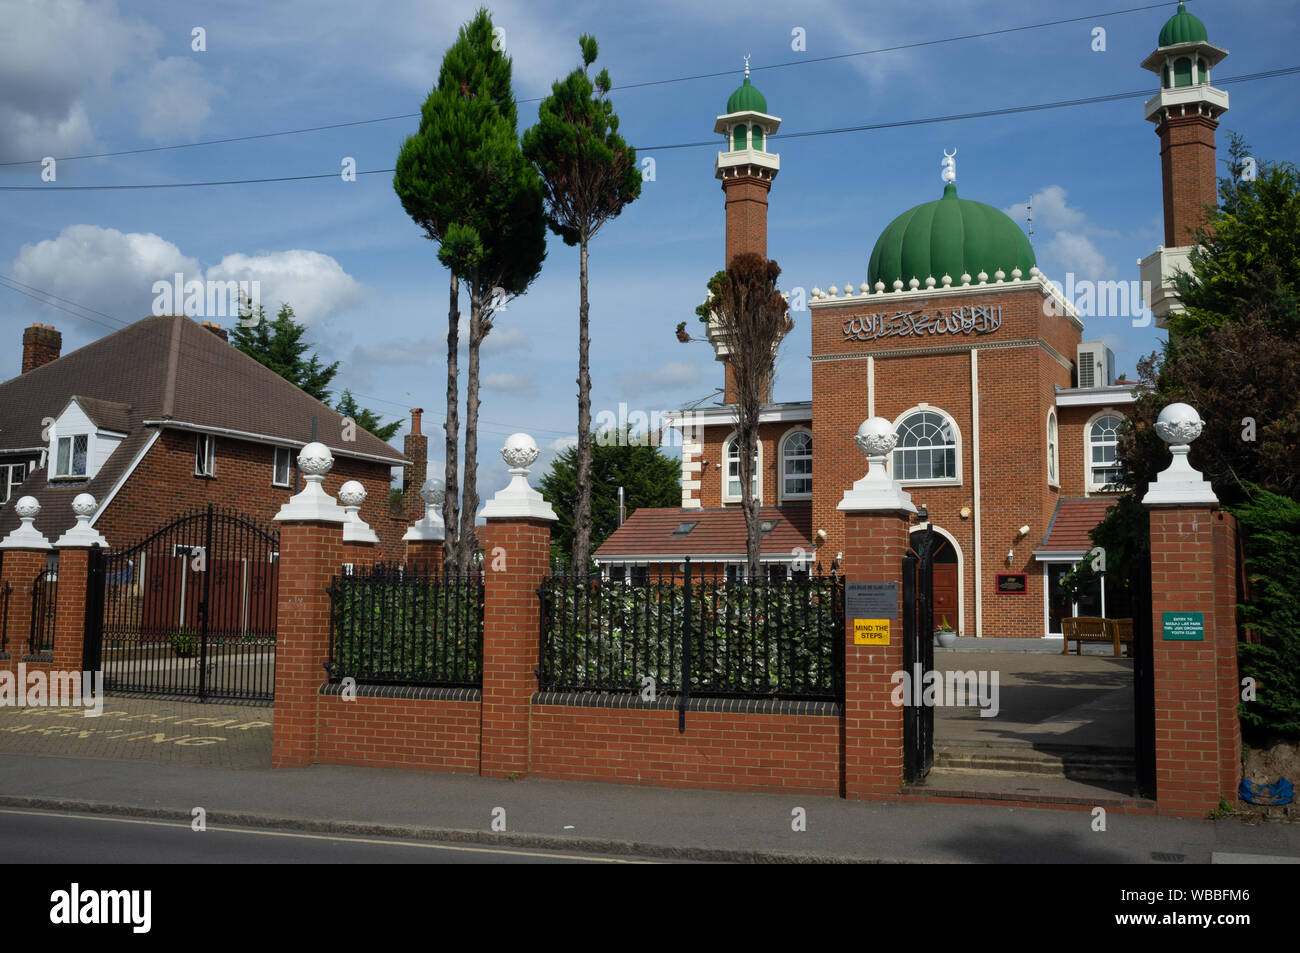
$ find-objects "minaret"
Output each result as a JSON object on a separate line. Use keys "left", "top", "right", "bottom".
{"left": 709, "top": 56, "right": 782, "bottom": 402}
{"left": 1138, "top": 3, "right": 1229, "bottom": 327}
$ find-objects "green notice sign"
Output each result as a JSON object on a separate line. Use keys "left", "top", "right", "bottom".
{"left": 1162, "top": 611, "right": 1205, "bottom": 641}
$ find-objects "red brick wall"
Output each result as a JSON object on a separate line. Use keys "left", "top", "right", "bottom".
{"left": 98, "top": 428, "right": 405, "bottom": 562}
{"left": 722, "top": 173, "right": 770, "bottom": 266}
{"left": 1158, "top": 114, "right": 1220, "bottom": 247}
{"left": 315, "top": 695, "right": 480, "bottom": 772}
{"left": 697, "top": 420, "right": 811, "bottom": 510}
{"left": 21, "top": 324, "right": 62, "bottom": 375}
{"left": 530, "top": 706, "right": 841, "bottom": 794}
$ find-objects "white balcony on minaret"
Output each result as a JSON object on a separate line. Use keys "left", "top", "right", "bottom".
{"left": 714, "top": 56, "right": 781, "bottom": 182}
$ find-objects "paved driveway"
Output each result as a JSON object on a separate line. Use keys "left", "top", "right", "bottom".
{"left": 0, "top": 696, "right": 272, "bottom": 769}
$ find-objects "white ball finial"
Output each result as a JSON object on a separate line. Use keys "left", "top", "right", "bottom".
{"left": 14, "top": 496, "right": 40, "bottom": 519}
{"left": 1154, "top": 402, "right": 1204, "bottom": 447}
{"left": 338, "top": 480, "right": 367, "bottom": 507}
{"left": 854, "top": 417, "right": 899, "bottom": 457}
{"left": 420, "top": 477, "right": 445, "bottom": 505}
{"left": 298, "top": 441, "right": 334, "bottom": 476}
{"left": 501, "top": 433, "right": 540, "bottom": 470}
{"left": 72, "top": 493, "right": 96, "bottom": 518}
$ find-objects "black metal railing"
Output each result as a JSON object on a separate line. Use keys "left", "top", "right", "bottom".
{"left": 538, "top": 560, "right": 844, "bottom": 702}
{"left": 29, "top": 569, "right": 57, "bottom": 654}
{"left": 0, "top": 580, "right": 11, "bottom": 654}
{"left": 327, "top": 563, "right": 484, "bottom": 687}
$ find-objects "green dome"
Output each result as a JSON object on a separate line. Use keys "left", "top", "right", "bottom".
{"left": 726, "top": 76, "right": 767, "bottom": 114}
{"left": 1158, "top": 3, "right": 1208, "bottom": 46}
{"left": 867, "top": 184, "right": 1036, "bottom": 288}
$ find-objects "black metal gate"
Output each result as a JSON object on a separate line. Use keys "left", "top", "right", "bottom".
{"left": 1130, "top": 549, "right": 1156, "bottom": 799}
{"left": 85, "top": 504, "right": 279, "bottom": 702}
{"left": 29, "top": 566, "right": 57, "bottom": 655}
{"left": 902, "top": 524, "right": 936, "bottom": 783}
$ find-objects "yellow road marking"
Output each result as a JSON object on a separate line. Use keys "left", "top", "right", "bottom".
{"left": 0, "top": 808, "right": 652, "bottom": 863}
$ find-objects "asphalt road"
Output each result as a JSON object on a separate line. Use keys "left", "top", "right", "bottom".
{"left": 0, "top": 808, "right": 656, "bottom": 864}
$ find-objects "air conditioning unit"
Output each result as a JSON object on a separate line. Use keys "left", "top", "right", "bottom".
{"left": 1076, "top": 340, "right": 1115, "bottom": 388}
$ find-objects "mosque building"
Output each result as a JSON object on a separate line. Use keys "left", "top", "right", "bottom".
{"left": 596, "top": 4, "right": 1228, "bottom": 639}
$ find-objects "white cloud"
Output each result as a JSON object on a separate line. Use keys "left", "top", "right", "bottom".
{"left": 617, "top": 360, "right": 701, "bottom": 397}
{"left": 8, "top": 224, "right": 199, "bottom": 326}
{"left": 483, "top": 372, "right": 538, "bottom": 395}
{"left": 0, "top": 0, "right": 217, "bottom": 162}
{"left": 482, "top": 326, "right": 530, "bottom": 354}
{"left": 1046, "top": 232, "right": 1111, "bottom": 284}
{"left": 351, "top": 338, "right": 439, "bottom": 367}
{"left": 206, "top": 250, "right": 364, "bottom": 324}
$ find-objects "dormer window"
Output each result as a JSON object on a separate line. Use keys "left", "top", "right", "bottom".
{"left": 54, "top": 435, "right": 88, "bottom": 478}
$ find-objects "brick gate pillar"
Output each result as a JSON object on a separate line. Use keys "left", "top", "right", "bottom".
{"left": 1142, "top": 403, "right": 1241, "bottom": 817}
{"left": 478, "top": 434, "right": 556, "bottom": 779}
{"left": 272, "top": 443, "right": 349, "bottom": 768}
{"left": 837, "top": 418, "right": 918, "bottom": 799}
{"left": 0, "top": 497, "right": 54, "bottom": 670}
{"left": 49, "top": 494, "right": 110, "bottom": 675}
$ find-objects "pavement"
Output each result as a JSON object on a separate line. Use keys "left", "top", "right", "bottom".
{"left": 2, "top": 754, "right": 1297, "bottom": 863}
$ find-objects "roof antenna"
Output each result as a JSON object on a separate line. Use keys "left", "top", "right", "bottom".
{"left": 1026, "top": 195, "right": 1034, "bottom": 238}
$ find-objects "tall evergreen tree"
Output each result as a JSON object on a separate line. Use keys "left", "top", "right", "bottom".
{"left": 231, "top": 301, "right": 340, "bottom": 403}
{"left": 394, "top": 8, "right": 546, "bottom": 572}
{"left": 523, "top": 34, "right": 642, "bottom": 574}
{"left": 335, "top": 389, "right": 402, "bottom": 442}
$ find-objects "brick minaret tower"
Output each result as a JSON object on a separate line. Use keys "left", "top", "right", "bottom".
{"left": 708, "top": 57, "right": 781, "bottom": 403}
{"left": 1138, "top": 3, "right": 1229, "bottom": 327}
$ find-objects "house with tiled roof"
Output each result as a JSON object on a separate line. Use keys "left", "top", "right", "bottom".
{"left": 0, "top": 316, "right": 413, "bottom": 560}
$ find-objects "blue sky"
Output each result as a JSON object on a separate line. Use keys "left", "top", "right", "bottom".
{"left": 2, "top": 0, "right": 1297, "bottom": 492}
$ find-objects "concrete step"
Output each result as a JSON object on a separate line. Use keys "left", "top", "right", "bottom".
{"left": 934, "top": 744, "right": 1135, "bottom": 781}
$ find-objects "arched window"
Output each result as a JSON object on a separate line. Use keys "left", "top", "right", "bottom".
{"left": 1198, "top": 57, "right": 1208, "bottom": 84}
{"left": 751, "top": 124, "right": 764, "bottom": 150}
{"left": 724, "top": 435, "right": 760, "bottom": 501}
{"left": 1173, "top": 56, "right": 1192, "bottom": 87}
{"left": 893, "top": 410, "right": 958, "bottom": 483}
{"left": 780, "top": 430, "right": 811, "bottom": 499}
{"left": 732, "top": 125, "right": 746, "bottom": 151}
{"left": 1088, "top": 414, "right": 1124, "bottom": 490}
{"left": 1046, "top": 410, "right": 1059, "bottom": 487}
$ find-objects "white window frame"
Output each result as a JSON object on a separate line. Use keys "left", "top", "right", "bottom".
{"left": 195, "top": 434, "right": 216, "bottom": 478}
{"left": 0, "top": 461, "right": 29, "bottom": 503}
{"left": 1085, "top": 410, "right": 1125, "bottom": 494}
{"left": 272, "top": 447, "right": 292, "bottom": 487}
{"left": 1046, "top": 409, "right": 1059, "bottom": 488}
{"left": 889, "top": 405, "right": 962, "bottom": 487}
{"left": 722, "top": 433, "right": 763, "bottom": 504}
{"left": 778, "top": 426, "right": 812, "bottom": 502}
{"left": 53, "top": 434, "right": 89, "bottom": 478}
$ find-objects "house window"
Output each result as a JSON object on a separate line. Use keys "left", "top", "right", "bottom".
{"left": 724, "top": 436, "right": 760, "bottom": 501}
{"left": 1046, "top": 411, "right": 1059, "bottom": 487}
{"left": 272, "top": 447, "right": 292, "bottom": 487}
{"left": 0, "top": 462, "right": 28, "bottom": 503}
{"left": 766, "top": 564, "right": 788, "bottom": 584}
{"left": 55, "top": 435, "right": 88, "bottom": 478}
{"left": 781, "top": 431, "right": 812, "bottom": 499}
{"left": 195, "top": 434, "right": 216, "bottom": 477}
{"left": 893, "top": 411, "right": 957, "bottom": 483}
{"left": 1088, "top": 415, "right": 1124, "bottom": 490}
{"left": 726, "top": 565, "right": 746, "bottom": 584}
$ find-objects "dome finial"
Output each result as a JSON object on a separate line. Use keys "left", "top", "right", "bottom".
{"left": 744, "top": 53, "right": 750, "bottom": 78}
{"left": 941, "top": 148, "right": 957, "bottom": 185}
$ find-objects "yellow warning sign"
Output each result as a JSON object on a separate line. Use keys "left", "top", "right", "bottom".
{"left": 853, "top": 619, "right": 890, "bottom": 645}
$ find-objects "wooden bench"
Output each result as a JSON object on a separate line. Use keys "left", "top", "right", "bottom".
{"left": 1061, "top": 617, "right": 1134, "bottom": 657}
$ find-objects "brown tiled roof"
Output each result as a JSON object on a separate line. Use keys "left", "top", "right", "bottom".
{"left": 0, "top": 315, "right": 407, "bottom": 536}
{"left": 1034, "top": 498, "right": 1115, "bottom": 554}
{"left": 595, "top": 506, "right": 814, "bottom": 560}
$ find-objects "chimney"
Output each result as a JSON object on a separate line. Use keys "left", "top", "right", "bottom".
{"left": 22, "top": 324, "right": 62, "bottom": 374}
{"left": 200, "top": 321, "right": 229, "bottom": 343}
{"left": 402, "top": 408, "right": 428, "bottom": 517}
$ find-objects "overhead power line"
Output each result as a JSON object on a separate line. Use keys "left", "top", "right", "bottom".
{"left": 0, "top": 1, "right": 1182, "bottom": 169}
{"left": 5, "top": 64, "right": 1296, "bottom": 192}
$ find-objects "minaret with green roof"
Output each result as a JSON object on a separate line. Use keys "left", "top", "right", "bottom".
{"left": 714, "top": 56, "right": 781, "bottom": 266}
{"left": 1138, "top": 2, "right": 1229, "bottom": 327}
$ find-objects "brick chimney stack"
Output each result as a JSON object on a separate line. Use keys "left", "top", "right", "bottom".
{"left": 200, "top": 321, "right": 229, "bottom": 342}
{"left": 402, "top": 408, "right": 428, "bottom": 516}
{"left": 22, "top": 324, "right": 62, "bottom": 374}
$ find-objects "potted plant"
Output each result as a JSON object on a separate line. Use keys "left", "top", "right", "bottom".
{"left": 935, "top": 615, "right": 958, "bottom": 648}
{"left": 171, "top": 626, "right": 198, "bottom": 658}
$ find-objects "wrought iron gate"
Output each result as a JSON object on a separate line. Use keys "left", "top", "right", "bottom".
{"left": 902, "top": 523, "right": 936, "bottom": 783}
{"left": 85, "top": 504, "right": 279, "bottom": 702}
{"left": 1130, "top": 549, "right": 1156, "bottom": 799}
